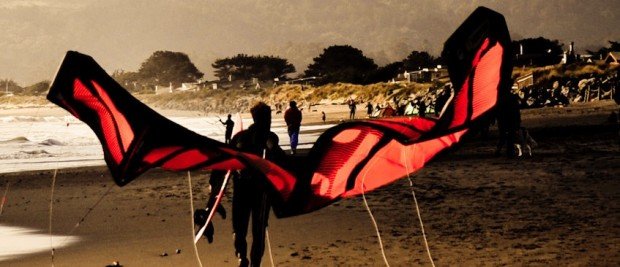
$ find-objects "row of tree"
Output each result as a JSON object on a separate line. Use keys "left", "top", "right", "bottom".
{"left": 111, "top": 46, "right": 443, "bottom": 89}
{"left": 107, "top": 37, "right": 620, "bottom": 90}
{"left": 0, "top": 37, "right": 620, "bottom": 95}
{"left": 304, "top": 46, "right": 440, "bottom": 85}
{"left": 3, "top": 38, "right": 615, "bottom": 95}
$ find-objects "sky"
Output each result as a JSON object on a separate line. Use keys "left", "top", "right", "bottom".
{"left": 0, "top": 0, "right": 618, "bottom": 85}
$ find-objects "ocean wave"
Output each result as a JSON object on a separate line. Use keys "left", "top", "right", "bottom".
{"left": 39, "top": 139, "right": 66, "bottom": 146}
{"left": 0, "top": 116, "right": 71, "bottom": 123}
{"left": 20, "top": 150, "right": 51, "bottom": 155}
{"left": 0, "top": 116, "right": 40, "bottom": 123}
{"left": 0, "top": 150, "right": 52, "bottom": 160}
{"left": 0, "top": 136, "right": 30, "bottom": 144}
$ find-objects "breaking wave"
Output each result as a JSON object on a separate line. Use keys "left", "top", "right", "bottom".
{"left": 39, "top": 139, "right": 66, "bottom": 146}
{"left": 0, "top": 136, "right": 30, "bottom": 144}
{"left": 0, "top": 116, "right": 76, "bottom": 123}
{"left": 4, "top": 150, "right": 52, "bottom": 160}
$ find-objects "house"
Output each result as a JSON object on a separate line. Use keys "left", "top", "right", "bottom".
{"left": 401, "top": 66, "right": 448, "bottom": 83}
{"left": 213, "top": 77, "right": 276, "bottom": 90}
{"left": 604, "top": 52, "right": 620, "bottom": 65}
{"left": 178, "top": 82, "right": 200, "bottom": 91}
{"left": 154, "top": 82, "right": 201, "bottom": 94}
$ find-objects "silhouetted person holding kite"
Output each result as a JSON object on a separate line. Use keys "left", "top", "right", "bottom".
{"left": 284, "top": 101, "right": 302, "bottom": 155}
{"left": 220, "top": 114, "right": 235, "bottom": 144}
{"left": 196, "top": 103, "right": 285, "bottom": 267}
{"left": 232, "top": 102, "right": 285, "bottom": 266}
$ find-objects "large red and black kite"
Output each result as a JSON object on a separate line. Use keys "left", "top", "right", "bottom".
{"left": 47, "top": 7, "right": 512, "bottom": 218}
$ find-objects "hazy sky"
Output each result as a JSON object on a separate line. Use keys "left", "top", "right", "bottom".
{"left": 1, "top": 0, "right": 618, "bottom": 85}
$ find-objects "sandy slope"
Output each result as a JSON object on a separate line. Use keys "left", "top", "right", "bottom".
{"left": 0, "top": 101, "right": 618, "bottom": 266}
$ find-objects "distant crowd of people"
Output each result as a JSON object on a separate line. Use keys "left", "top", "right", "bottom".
{"left": 344, "top": 85, "right": 452, "bottom": 120}
{"left": 518, "top": 73, "right": 619, "bottom": 108}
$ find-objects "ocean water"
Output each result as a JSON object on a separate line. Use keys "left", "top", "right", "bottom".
{"left": 0, "top": 114, "right": 333, "bottom": 262}
{"left": 0, "top": 115, "right": 333, "bottom": 174}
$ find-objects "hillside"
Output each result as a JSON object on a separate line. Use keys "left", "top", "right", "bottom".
{"left": 136, "top": 82, "right": 435, "bottom": 114}
{"left": 0, "top": 63, "right": 617, "bottom": 113}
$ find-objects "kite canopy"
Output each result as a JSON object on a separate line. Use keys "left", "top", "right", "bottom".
{"left": 47, "top": 6, "right": 512, "bottom": 217}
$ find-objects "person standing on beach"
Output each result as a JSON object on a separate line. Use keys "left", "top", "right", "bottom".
{"left": 366, "top": 102, "right": 373, "bottom": 118}
{"left": 219, "top": 114, "right": 235, "bottom": 144}
{"left": 417, "top": 98, "right": 427, "bottom": 118}
{"left": 232, "top": 102, "right": 285, "bottom": 267}
{"left": 284, "top": 101, "right": 302, "bottom": 155}
{"left": 348, "top": 98, "right": 357, "bottom": 120}
{"left": 202, "top": 102, "right": 285, "bottom": 267}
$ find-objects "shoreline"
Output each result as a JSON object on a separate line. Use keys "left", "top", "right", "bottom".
{"left": 0, "top": 100, "right": 617, "bottom": 176}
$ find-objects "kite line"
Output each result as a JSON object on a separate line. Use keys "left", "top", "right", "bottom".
{"left": 263, "top": 149, "right": 276, "bottom": 267}
{"left": 49, "top": 169, "right": 57, "bottom": 267}
{"left": 0, "top": 181, "right": 9, "bottom": 216}
{"left": 194, "top": 170, "right": 231, "bottom": 243}
{"left": 187, "top": 171, "right": 204, "bottom": 267}
{"left": 403, "top": 148, "right": 435, "bottom": 267}
{"left": 57, "top": 184, "right": 113, "bottom": 247}
{"left": 361, "top": 156, "right": 390, "bottom": 266}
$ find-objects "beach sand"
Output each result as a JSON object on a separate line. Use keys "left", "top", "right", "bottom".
{"left": 0, "top": 101, "right": 618, "bottom": 266}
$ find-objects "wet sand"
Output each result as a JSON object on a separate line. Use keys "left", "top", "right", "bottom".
{"left": 0, "top": 101, "right": 618, "bottom": 266}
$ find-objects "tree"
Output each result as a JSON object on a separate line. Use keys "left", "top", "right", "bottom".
{"left": 513, "top": 37, "right": 564, "bottom": 66}
{"left": 137, "top": 51, "right": 204, "bottom": 87}
{"left": 0, "top": 79, "right": 21, "bottom": 95}
{"left": 304, "top": 45, "right": 378, "bottom": 85}
{"left": 21, "top": 80, "right": 50, "bottom": 95}
{"left": 366, "top": 61, "right": 404, "bottom": 83}
{"left": 112, "top": 70, "right": 141, "bottom": 91}
{"left": 212, "top": 54, "right": 295, "bottom": 82}
{"left": 402, "top": 51, "right": 436, "bottom": 71}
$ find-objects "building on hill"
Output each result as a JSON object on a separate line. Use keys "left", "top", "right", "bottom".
{"left": 279, "top": 76, "right": 318, "bottom": 86}
{"left": 398, "top": 66, "right": 448, "bottom": 83}
{"left": 210, "top": 78, "right": 275, "bottom": 90}
{"left": 178, "top": 82, "right": 201, "bottom": 91}
{"left": 604, "top": 52, "right": 620, "bottom": 65}
{"left": 579, "top": 54, "right": 595, "bottom": 63}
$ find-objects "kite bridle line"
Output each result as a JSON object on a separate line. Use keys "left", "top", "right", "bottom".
{"left": 360, "top": 154, "right": 390, "bottom": 267}
{"left": 187, "top": 171, "right": 205, "bottom": 267}
{"left": 49, "top": 169, "right": 57, "bottom": 267}
{"left": 48, "top": 167, "right": 114, "bottom": 267}
{"left": 194, "top": 169, "right": 232, "bottom": 243}
{"left": 207, "top": 117, "right": 226, "bottom": 132}
{"left": 263, "top": 148, "right": 276, "bottom": 267}
{"left": 56, "top": 184, "right": 113, "bottom": 247}
{"left": 403, "top": 147, "right": 436, "bottom": 267}
{"left": 0, "top": 181, "right": 9, "bottom": 216}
